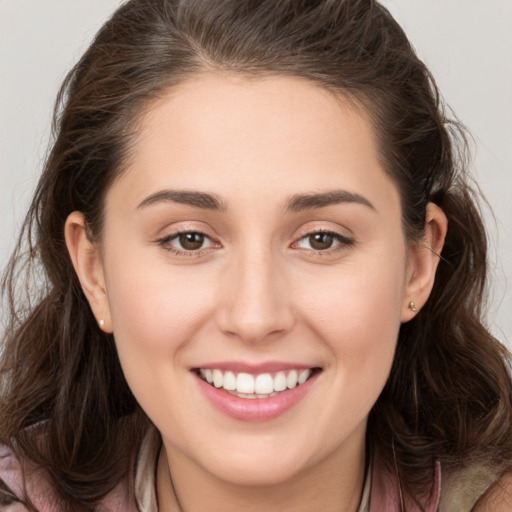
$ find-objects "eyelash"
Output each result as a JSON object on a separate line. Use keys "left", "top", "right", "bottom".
{"left": 156, "top": 229, "right": 217, "bottom": 257}
{"left": 156, "top": 229, "right": 354, "bottom": 257}
{"left": 292, "top": 229, "right": 354, "bottom": 255}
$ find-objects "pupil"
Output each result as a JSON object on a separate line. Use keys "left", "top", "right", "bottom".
{"left": 310, "top": 233, "right": 333, "bottom": 250}
{"left": 180, "top": 232, "right": 204, "bottom": 250}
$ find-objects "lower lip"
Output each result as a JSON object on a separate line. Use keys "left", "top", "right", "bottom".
{"left": 195, "top": 372, "right": 319, "bottom": 421}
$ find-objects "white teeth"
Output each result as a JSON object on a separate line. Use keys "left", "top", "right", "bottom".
{"left": 287, "top": 370, "right": 298, "bottom": 389}
{"left": 298, "top": 369, "right": 310, "bottom": 385}
{"left": 213, "top": 369, "right": 223, "bottom": 388}
{"left": 255, "top": 373, "right": 274, "bottom": 394}
{"left": 223, "top": 371, "right": 236, "bottom": 391}
{"left": 199, "top": 368, "right": 314, "bottom": 397}
{"left": 274, "top": 371, "right": 287, "bottom": 392}
{"left": 236, "top": 373, "right": 255, "bottom": 394}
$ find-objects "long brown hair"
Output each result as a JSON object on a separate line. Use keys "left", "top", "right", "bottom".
{"left": 2, "top": 0, "right": 511, "bottom": 509}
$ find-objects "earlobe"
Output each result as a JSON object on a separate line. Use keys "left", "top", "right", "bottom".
{"left": 401, "top": 203, "right": 448, "bottom": 322}
{"left": 65, "top": 211, "right": 113, "bottom": 333}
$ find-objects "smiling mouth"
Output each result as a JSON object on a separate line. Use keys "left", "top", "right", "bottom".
{"left": 195, "top": 368, "right": 322, "bottom": 399}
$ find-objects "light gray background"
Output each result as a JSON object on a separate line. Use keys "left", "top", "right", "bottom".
{"left": 1, "top": 1, "right": 511, "bottom": 347}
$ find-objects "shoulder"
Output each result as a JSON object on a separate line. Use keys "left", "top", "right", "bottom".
{"left": 440, "top": 462, "right": 508, "bottom": 512}
{"left": 370, "top": 451, "right": 508, "bottom": 512}
{"left": 1, "top": 439, "right": 67, "bottom": 511}
{"left": 471, "top": 470, "right": 512, "bottom": 512}
{"left": 1, "top": 442, "right": 32, "bottom": 511}
{"left": 0, "top": 440, "right": 139, "bottom": 512}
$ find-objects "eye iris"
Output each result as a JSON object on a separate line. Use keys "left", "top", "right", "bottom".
{"left": 179, "top": 232, "right": 204, "bottom": 250}
{"left": 309, "top": 233, "right": 334, "bottom": 250}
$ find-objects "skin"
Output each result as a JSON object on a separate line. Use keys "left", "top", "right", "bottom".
{"left": 66, "top": 74, "right": 447, "bottom": 511}
{"left": 474, "top": 471, "right": 512, "bottom": 511}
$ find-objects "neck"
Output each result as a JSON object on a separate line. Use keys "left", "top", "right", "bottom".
{"left": 156, "top": 438, "right": 367, "bottom": 512}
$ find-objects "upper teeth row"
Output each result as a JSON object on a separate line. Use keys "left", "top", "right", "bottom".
{"left": 199, "top": 369, "right": 312, "bottom": 395}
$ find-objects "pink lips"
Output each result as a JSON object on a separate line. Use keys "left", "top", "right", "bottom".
{"left": 194, "top": 364, "right": 320, "bottom": 421}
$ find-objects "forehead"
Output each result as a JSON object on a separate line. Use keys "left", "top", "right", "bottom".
{"left": 136, "top": 72, "right": 376, "bottom": 158}
{"left": 111, "top": 73, "right": 398, "bottom": 214}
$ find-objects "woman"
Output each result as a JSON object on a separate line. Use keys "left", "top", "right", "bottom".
{"left": 1, "top": 0, "right": 511, "bottom": 510}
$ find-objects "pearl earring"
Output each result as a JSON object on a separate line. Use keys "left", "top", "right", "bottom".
{"left": 408, "top": 301, "right": 417, "bottom": 312}
{"left": 99, "top": 319, "right": 105, "bottom": 327}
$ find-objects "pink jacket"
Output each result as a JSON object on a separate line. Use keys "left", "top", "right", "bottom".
{"left": 0, "top": 440, "right": 441, "bottom": 512}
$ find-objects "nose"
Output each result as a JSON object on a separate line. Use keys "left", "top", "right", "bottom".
{"left": 216, "top": 246, "right": 295, "bottom": 344}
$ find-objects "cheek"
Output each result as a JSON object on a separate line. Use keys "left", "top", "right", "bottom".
{"left": 101, "top": 251, "right": 220, "bottom": 408}
{"left": 105, "top": 257, "right": 212, "bottom": 344}
{"left": 102, "top": 257, "right": 219, "bottom": 426}
{"left": 297, "top": 252, "right": 406, "bottom": 402}
{"left": 301, "top": 255, "right": 405, "bottom": 341}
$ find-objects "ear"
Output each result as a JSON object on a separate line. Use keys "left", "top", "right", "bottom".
{"left": 401, "top": 203, "right": 448, "bottom": 322}
{"left": 65, "top": 211, "right": 113, "bottom": 333}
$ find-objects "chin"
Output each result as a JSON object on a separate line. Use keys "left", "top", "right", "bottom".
{"left": 198, "top": 444, "right": 312, "bottom": 487}
{"left": 214, "top": 463, "right": 304, "bottom": 488}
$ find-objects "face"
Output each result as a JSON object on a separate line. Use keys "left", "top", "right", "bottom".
{"left": 72, "top": 74, "right": 424, "bottom": 488}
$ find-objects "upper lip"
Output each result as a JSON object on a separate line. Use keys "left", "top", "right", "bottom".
{"left": 192, "top": 361, "right": 319, "bottom": 374}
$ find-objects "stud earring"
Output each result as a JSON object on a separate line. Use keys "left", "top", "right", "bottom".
{"left": 99, "top": 319, "right": 105, "bottom": 327}
{"left": 408, "top": 301, "right": 417, "bottom": 312}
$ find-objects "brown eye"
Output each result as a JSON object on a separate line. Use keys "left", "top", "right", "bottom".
{"left": 294, "top": 230, "right": 354, "bottom": 253}
{"left": 179, "top": 232, "right": 205, "bottom": 251}
{"left": 157, "top": 230, "right": 217, "bottom": 254}
{"left": 308, "top": 232, "right": 334, "bottom": 250}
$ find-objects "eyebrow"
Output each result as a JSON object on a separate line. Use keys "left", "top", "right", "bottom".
{"left": 136, "top": 188, "right": 375, "bottom": 213}
{"left": 137, "top": 190, "right": 227, "bottom": 211}
{"left": 285, "top": 190, "right": 376, "bottom": 213}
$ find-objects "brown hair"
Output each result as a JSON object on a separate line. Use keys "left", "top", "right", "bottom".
{"left": 2, "top": 0, "right": 511, "bottom": 509}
